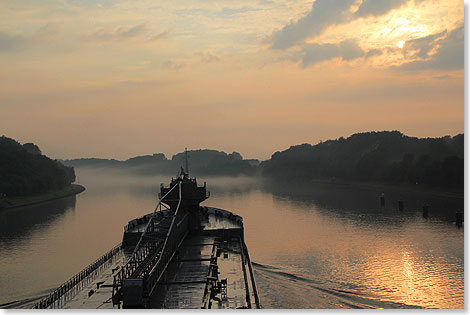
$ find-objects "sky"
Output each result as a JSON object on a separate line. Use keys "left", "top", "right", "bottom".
{"left": 0, "top": 0, "right": 464, "bottom": 160}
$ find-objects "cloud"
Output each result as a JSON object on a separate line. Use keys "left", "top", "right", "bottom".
{"left": 433, "top": 75, "right": 450, "bottom": 80}
{"left": 270, "top": 0, "right": 355, "bottom": 50}
{"left": 0, "top": 33, "right": 25, "bottom": 51}
{"left": 84, "top": 22, "right": 160, "bottom": 42}
{"left": 354, "top": 0, "right": 408, "bottom": 17}
{"left": 85, "top": 23, "right": 147, "bottom": 41}
{"left": 402, "top": 30, "right": 446, "bottom": 58}
{"left": 0, "top": 24, "right": 59, "bottom": 52}
{"left": 300, "top": 39, "right": 375, "bottom": 67}
{"left": 396, "top": 24, "right": 463, "bottom": 71}
{"left": 432, "top": 74, "right": 451, "bottom": 80}
{"left": 148, "top": 30, "right": 171, "bottom": 41}
{"left": 365, "top": 49, "right": 382, "bottom": 58}
{"left": 269, "top": 0, "right": 414, "bottom": 50}
{"left": 218, "top": 6, "right": 262, "bottom": 17}
{"left": 161, "top": 59, "right": 186, "bottom": 70}
{"left": 195, "top": 52, "right": 220, "bottom": 63}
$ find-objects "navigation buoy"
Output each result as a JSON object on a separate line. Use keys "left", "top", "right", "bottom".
{"left": 456, "top": 212, "right": 463, "bottom": 227}
{"left": 422, "top": 205, "right": 429, "bottom": 218}
{"left": 398, "top": 200, "right": 404, "bottom": 211}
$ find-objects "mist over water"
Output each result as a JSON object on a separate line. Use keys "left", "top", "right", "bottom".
{"left": 0, "top": 168, "right": 463, "bottom": 308}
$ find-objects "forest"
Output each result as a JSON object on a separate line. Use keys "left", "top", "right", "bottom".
{"left": 261, "top": 131, "right": 464, "bottom": 189}
{"left": 0, "top": 136, "right": 76, "bottom": 197}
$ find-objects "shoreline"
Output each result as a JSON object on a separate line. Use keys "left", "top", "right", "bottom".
{"left": 262, "top": 176, "right": 464, "bottom": 199}
{"left": 0, "top": 184, "right": 86, "bottom": 210}
{"left": 308, "top": 178, "right": 464, "bottom": 199}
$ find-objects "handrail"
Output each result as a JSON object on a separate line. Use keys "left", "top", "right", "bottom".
{"left": 126, "top": 181, "right": 180, "bottom": 265}
{"left": 144, "top": 179, "right": 188, "bottom": 297}
{"left": 244, "top": 243, "right": 261, "bottom": 309}
{"left": 32, "top": 243, "right": 122, "bottom": 309}
{"left": 158, "top": 179, "right": 182, "bottom": 262}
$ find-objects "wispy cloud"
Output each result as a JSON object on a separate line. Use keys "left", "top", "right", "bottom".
{"left": 195, "top": 51, "right": 220, "bottom": 63}
{"left": 161, "top": 59, "right": 186, "bottom": 70}
{"left": 217, "top": 6, "right": 263, "bottom": 18}
{"left": 83, "top": 22, "right": 167, "bottom": 42}
{"left": 0, "top": 32, "right": 25, "bottom": 51}
{"left": 148, "top": 30, "right": 171, "bottom": 41}
{"left": 83, "top": 23, "right": 148, "bottom": 41}
{"left": 0, "top": 24, "right": 60, "bottom": 52}
{"left": 433, "top": 75, "right": 450, "bottom": 80}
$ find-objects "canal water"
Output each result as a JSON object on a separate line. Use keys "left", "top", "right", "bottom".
{"left": 0, "top": 168, "right": 464, "bottom": 308}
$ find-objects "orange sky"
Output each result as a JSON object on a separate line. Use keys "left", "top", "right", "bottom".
{"left": 0, "top": 0, "right": 464, "bottom": 160}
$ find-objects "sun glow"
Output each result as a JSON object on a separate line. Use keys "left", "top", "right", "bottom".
{"left": 397, "top": 40, "right": 405, "bottom": 48}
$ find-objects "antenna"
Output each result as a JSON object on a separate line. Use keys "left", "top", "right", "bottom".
{"left": 185, "top": 148, "right": 189, "bottom": 175}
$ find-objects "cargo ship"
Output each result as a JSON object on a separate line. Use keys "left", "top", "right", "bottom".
{"left": 33, "top": 155, "right": 260, "bottom": 309}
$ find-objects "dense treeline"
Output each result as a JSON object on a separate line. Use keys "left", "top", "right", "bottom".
{"left": 0, "top": 136, "right": 76, "bottom": 196}
{"left": 64, "top": 149, "right": 258, "bottom": 176}
{"left": 261, "top": 131, "right": 463, "bottom": 189}
{"left": 63, "top": 131, "right": 463, "bottom": 190}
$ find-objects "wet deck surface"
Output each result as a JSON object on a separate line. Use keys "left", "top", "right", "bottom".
{"left": 149, "top": 234, "right": 248, "bottom": 309}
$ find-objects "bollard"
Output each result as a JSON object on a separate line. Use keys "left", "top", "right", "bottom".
{"left": 456, "top": 212, "right": 463, "bottom": 227}
{"left": 380, "top": 194, "right": 385, "bottom": 207}
{"left": 422, "top": 205, "right": 429, "bottom": 218}
{"left": 398, "top": 200, "right": 404, "bottom": 211}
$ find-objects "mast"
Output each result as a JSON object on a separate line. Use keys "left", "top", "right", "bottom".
{"left": 185, "top": 148, "right": 189, "bottom": 175}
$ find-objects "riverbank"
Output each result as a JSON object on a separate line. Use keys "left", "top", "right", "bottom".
{"left": 262, "top": 176, "right": 463, "bottom": 199}
{"left": 307, "top": 178, "right": 464, "bottom": 199}
{"left": 0, "top": 184, "right": 85, "bottom": 210}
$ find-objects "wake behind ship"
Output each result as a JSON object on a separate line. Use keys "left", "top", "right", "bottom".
{"left": 33, "top": 165, "right": 260, "bottom": 309}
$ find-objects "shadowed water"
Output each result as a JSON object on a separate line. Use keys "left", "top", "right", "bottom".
{"left": 0, "top": 169, "right": 463, "bottom": 308}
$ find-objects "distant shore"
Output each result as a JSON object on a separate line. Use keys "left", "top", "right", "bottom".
{"left": 0, "top": 184, "right": 85, "bottom": 210}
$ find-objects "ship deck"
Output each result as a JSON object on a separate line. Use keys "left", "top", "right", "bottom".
{"left": 54, "top": 207, "right": 259, "bottom": 309}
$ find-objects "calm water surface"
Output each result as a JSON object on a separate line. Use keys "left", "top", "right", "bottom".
{"left": 0, "top": 169, "right": 464, "bottom": 308}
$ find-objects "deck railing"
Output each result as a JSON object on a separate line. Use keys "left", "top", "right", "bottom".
{"left": 32, "top": 243, "right": 122, "bottom": 309}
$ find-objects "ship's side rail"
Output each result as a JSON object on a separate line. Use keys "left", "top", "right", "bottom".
{"left": 199, "top": 234, "right": 261, "bottom": 309}
{"left": 125, "top": 210, "right": 170, "bottom": 233}
{"left": 244, "top": 242, "right": 261, "bottom": 309}
{"left": 32, "top": 243, "right": 122, "bottom": 309}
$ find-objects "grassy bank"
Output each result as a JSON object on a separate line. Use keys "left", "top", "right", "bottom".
{"left": 0, "top": 184, "right": 85, "bottom": 210}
